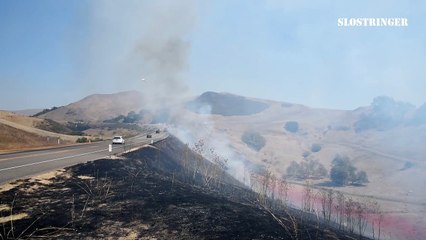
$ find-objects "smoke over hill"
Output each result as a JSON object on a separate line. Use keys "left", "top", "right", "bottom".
{"left": 186, "top": 91, "right": 269, "bottom": 116}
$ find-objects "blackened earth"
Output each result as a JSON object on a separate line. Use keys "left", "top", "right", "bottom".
{"left": 0, "top": 138, "right": 367, "bottom": 239}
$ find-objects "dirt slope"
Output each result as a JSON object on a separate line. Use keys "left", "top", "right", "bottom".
{"left": 0, "top": 111, "right": 79, "bottom": 152}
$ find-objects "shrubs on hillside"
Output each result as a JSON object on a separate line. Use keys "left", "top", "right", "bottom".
{"left": 35, "top": 119, "right": 84, "bottom": 136}
{"left": 31, "top": 106, "right": 60, "bottom": 117}
{"left": 76, "top": 137, "right": 88, "bottom": 143}
{"left": 104, "top": 111, "right": 143, "bottom": 124}
{"left": 186, "top": 91, "right": 269, "bottom": 116}
{"left": 354, "top": 96, "right": 414, "bottom": 132}
{"left": 66, "top": 122, "right": 91, "bottom": 132}
{"left": 284, "top": 121, "right": 299, "bottom": 133}
{"left": 330, "top": 155, "right": 369, "bottom": 186}
{"left": 241, "top": 131, "right": 266, "bottom": 151}
{"left": 286, "top": 160, "right": 328, "bottom": 180}
{"left": 286, "top": 155, "right": 369, "bottom": 186}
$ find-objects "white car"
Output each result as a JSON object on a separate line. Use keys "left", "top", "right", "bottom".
{"left": 112, "top": 136, "right": 125, "bottom": 144}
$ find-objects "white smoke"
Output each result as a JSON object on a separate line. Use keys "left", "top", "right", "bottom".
{"left": 84, "top": 0, "right": 196, "bottom": 111}
{"left": 85, "top": 0, "right": 250, "bottom": 184}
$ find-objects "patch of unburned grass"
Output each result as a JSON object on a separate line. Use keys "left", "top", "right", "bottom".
{"left": 0, "top": 182, "right": 22, "bottom": 193}
{"left": 0, "top": 204, "right": 10, "bottom": 212}
{"left": 77, "top": 175, "right": 94, "bottom": 180}
{"left": 0, "top": 213, "right": 28, "bottom": 224}
{"left": 30, "top": 169, "right": 68, "bottom": 185}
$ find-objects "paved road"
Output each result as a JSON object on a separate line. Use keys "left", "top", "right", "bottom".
{"left": 0, "top": 132, "right": 168, "bottom": 185}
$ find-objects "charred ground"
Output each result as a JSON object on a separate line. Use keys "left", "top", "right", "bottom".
{"left": 0, "top": 136, "right": 367, "bottom": 239}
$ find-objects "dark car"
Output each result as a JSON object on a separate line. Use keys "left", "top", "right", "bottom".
{"left": 147, "top": 134, "right": 152, "bottom": 138}
{"left": 155, "top": 129, "right": 160, "bottom": 134}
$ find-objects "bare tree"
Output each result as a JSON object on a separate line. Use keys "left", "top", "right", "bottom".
{"left": 269, "top": 173, "right": 277, "bottom": 208}
{"left": 371, "top": 201, "right": 384, "bottom": 240}
{"left": 302, "top": 180, "right": 314, "bottom": 213}
{"left": 318, "top": 188, "right": 335, "bottom": 223}
{"left": 210, "top": 148, "right": 228, "bottom": 189}
{"left": 193, "top": 139, "right": 206, "bottom": 184}
{"left": 260, "top": 168, "right": 272, "bottom": 206}
{"left": 335, "top": 191, "right": 346, "bottom": 229}
{"left": 325, "top": 189, "right": 334, "bottom": 223}
{"left": 181, "top": 143, "right": 191, "bottom": 183}
{"left": 344, "top": 197, "right": 356, "bottom": 233}
{"left": 278, "top": 177, "right": 290, "bottom": 207}
{"left": 355, "top": 201, "right": 368, "bottom": 236}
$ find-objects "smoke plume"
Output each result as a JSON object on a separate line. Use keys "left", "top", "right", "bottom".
{"left": 85, "top": 0, "right": 196, "bottom": 111}
{"left": 85, "top": 1, "right": 250, "bottom": 184}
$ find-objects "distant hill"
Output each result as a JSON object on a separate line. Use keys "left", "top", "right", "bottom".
{"left": 0, "top": 111, "right": 80, "bottom": 152}
{"left": 186, "top": 91, "right": 269, "bottom": 116}
{"left": 12, "top": 109, "right": 44, "bottom": 116}
{"left": 37, "top": 91, "right": 144, "bottom": 123}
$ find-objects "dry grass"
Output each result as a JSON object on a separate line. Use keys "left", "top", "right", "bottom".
{"left": 0, "top": 204, "right": 10, "bottom": 212}
{"left": 0, "top": 182, "right": 23, "bottom": 193}
{"left": 30, "top": 169, "right": 67, "bottom": 185}
{"left": 0, "top": 213, "right": 28, "bottom": 224}
{"left": 0, "top": 111, "right": 43, "bottom": 128}
{"left": 177, "top": 100, "right": 426, "bottom": 239}
{"left": 77, "top": 175, "right": 95, "bottom": 180}
{"left": 0, "top": 111, "right": 81, "bottom": 153}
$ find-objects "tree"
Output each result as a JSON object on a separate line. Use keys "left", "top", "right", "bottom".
{"left": 353, "top": 171, "right": 369, "bottom": 185}
{"left": 330, "top": 155, "right": 368, "bottom": 186}
{"left": 286, "top": 161, "right": 303, "bottom": 179}
{"left": 330, "top": 165, "right": 349, "bottom": 186}
{"left": 311, "top": 143, "right": 322, "bottom": 152}
{"left": 284, "top": 121, "right": 299, "bottom": 133}
{"left": 123, "top": 111, "right": 140, "bottom": 123}
{"left": 241, "top": 131, "right": 266, "bottom": 151}
{"left": 286, "top": 160, "right": 327, "bottom": 180}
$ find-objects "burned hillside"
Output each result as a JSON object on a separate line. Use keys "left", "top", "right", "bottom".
{"left": 0, "top": 136, "right": 368, "bottom": 239}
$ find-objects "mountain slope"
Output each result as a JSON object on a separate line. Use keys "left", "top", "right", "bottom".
{"left": 0, "top": 111, "right": 79, "bottom": 152}
{"left": 0, "top": 136, "right": 365, "bottom": 239}
{"left": 38, "top": 91, "right": 144, "bottom": 123}
{"left": 176, "top": 93, "right": 426, "bottom": 240}
{"left": 186, "top": 91, "right": 270, "bottom": 116}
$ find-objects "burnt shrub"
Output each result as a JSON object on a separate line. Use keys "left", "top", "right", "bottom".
{"left": 241, "top": 131, "right": 266, "bottom": 151}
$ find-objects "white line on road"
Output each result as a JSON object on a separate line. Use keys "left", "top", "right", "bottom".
{"left": 0, "top": 148, "right": 109, "bottom": 172}
{"left": 0, "top": 135, "right": 166, "bottom": 173}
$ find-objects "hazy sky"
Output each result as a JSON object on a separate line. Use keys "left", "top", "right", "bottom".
{"left": 1, "top": 0, "right": 425, "bottom": 110}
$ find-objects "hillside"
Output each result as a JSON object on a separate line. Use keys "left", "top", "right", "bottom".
{"left": 0, "top": 136, "right": 367, "bottom": 239}
{"left": 169, "top": 92, "right": 426, "bottom": 240}
{"left": 186, "top": 91, "right": 270, "bottom": 116}
{"left": 0, "top": 111, "right": 80, "bottom": 152}
{"left": 37, "top": 91, "right": 144, "bottom": 123}
{"left": 13, "top": 109, "right": 44, "bottom": 116}
{"left": 6, "top": 90, "right": 425, "bottom": 238}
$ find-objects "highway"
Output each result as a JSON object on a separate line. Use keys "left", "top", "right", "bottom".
{"left": 0, "top": 132, "right": 168, "bottom": 185}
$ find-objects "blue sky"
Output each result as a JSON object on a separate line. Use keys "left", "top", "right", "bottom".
{"left": 1, "top": 0, "right": 425, "bottom": 110}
